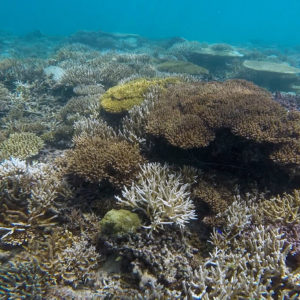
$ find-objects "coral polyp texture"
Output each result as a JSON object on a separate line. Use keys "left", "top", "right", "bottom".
{"left": 145, "top": 79, "right": 300, "bottom": 166}
{"left": 0, "top": 132, "right": 44, "bottom": 160}
{"left": 100, "top": 77, "right": 179, "bottom": 114}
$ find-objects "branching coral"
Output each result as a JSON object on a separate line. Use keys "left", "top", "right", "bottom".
{"left": 0, "top": 132, "right": 44, "bottom": 160}
{"left": 65, "top": 126, "right": 144, "bottom": 188}
{"left": 260, "top": 190, "right": 300, "bottom": 225}
{"left": 0, "top": 259, "right": 53, "bottom": 298}
{"left": 0, "top": 158, "right": 72, "bottom": 246}
{"left": 116, "top": 163, "right": 197, "bottom": 231}
{"left": 187, "top": 198, "right": 299, "bottom": 299}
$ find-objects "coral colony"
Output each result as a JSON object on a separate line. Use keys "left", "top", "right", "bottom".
{"left": 0, "top": 30, "right": 299, "bottom": 299}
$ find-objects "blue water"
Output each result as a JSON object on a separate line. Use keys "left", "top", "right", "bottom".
{"left": 1, "top": 0, "right": 300, "bottom": 46}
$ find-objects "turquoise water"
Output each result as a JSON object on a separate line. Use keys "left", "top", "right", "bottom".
{"left": 1, "top": 0, "right": 300, "bottom": 45}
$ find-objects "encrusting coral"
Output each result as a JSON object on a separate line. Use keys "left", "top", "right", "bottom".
{"left": 100, "top": 77, "right": 179, "bottom": 114}
{"left": 116, "top": 162, "right": 197, "bottom": 231}
{"left": 0, "top": 132, "right": 44, "bottom": 160}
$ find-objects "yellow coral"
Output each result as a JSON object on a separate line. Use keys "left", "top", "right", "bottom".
{"left": 100, "top": 77, "right": 179, "bottom": 114}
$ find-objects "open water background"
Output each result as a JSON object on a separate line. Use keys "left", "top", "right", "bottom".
{"left": 1, "top": 0, "right": 300, "bottom": 46}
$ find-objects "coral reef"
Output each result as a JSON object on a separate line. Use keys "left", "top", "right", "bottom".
{"left": 145, "top": 80, "right": 300, "bottom": 167}
{"left": 100, "top": 209, "right": 141, "bottom": 235}
{"left": 116, "top": 163, "right": 196, "bottom": 231}
{"left": 0, "top": 29, "right": 300, "bottom": 299}
{"left": 157, "top": 60, "right": 209, "bottom": 75}
{"left": 0, "top": 132, "right": 44, "bottom": 160}
{"left": 65, "top": 123, "right": 144, "bottom": 188}
{"left": 100, "top": 77, "right": 178, "bottom": 114}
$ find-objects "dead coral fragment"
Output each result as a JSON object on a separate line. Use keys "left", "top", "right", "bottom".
{"left": 0, "top": 132, "right": 44, "bottom": 160}
{"left": 116, "top": 163, "right": 196, "bottom": 231}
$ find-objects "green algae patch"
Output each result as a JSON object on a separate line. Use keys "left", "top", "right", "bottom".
{"left": 100, "top": 77, "right": 179, "bottom": 114}
{"left": 100, "top": 209, "right": 141, "bottom": 235}
{"left": 157, "top": 60, "right": 209, "bottom": 75}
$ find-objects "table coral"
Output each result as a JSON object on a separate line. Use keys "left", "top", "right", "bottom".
{"left": 145, "top": 79, "right": 300, "bottom": 167}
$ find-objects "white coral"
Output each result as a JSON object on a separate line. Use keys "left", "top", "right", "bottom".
{"left": 116, "top": 163, "right": 196, "bottom": 231}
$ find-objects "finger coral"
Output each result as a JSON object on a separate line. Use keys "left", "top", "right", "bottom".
{"left": 116, "top": 163, "right": 196, "bottom": 231}
{"left": 0, "top": 132, "right": 44, "bottom": 160}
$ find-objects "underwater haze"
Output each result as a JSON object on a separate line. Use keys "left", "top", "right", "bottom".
{"left": 1, "top": 0, "right": 300, "bottom": 45}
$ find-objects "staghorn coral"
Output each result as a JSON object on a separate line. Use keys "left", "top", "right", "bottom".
{"left": 260, "top": 190, "right": 300, "bottom": 225}
{"left": 145, "top": 79, "right": 300, "bottom": 166}
{"left": 73, "top": 83, "right": 105, "bottom": 96}
{"left": 187, "top": 196, "right": 299, "bottom": 299}
{"left": 57, "top": 234, "right": 100, "bottom": 287}
{"left": 59, "top": 94, "right": 100, "bottom": 125}
{"left": 65, "top": 133, "right": 144, "bottom": 188}
{"left": 0, "top": 82, "right": 11, "bottom": 113}
{"left": 119, "top": 85, "right": 160, "bottom": 144}
{"left": 116, "top": 162, "right": 196, "bottom": 231}
{"left": 100, "top": 77, "right": 178, "bottom": 114}
{"left": 103, "top": 228, "right": 196, "bottom": 292}
{"left": 0, "top": 132, "right": 44, "bottom": 160}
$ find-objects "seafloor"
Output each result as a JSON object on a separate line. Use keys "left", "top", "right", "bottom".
{"left": 0, "top": 30, "right": 299, "bottom": 299}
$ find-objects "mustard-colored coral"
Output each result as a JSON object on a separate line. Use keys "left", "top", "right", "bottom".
{"left": 100, "top": 77, "right": 178, "bottom": 114}
{"left": 0, "top": 132, "right": 44, "bottom": 160}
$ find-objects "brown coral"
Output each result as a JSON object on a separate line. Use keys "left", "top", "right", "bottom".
{"left": 145, "top": 80, "right": 300, "bottom": 166}
{"left": 65, "top": 134, "right": 144, "bottom": 188}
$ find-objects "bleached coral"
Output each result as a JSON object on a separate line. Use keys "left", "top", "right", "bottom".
{"left": 0, "top": 158, "right": 72, "bottom": 245}
{"left": 116, "top": 163, "right": 197, "bottom": 231}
